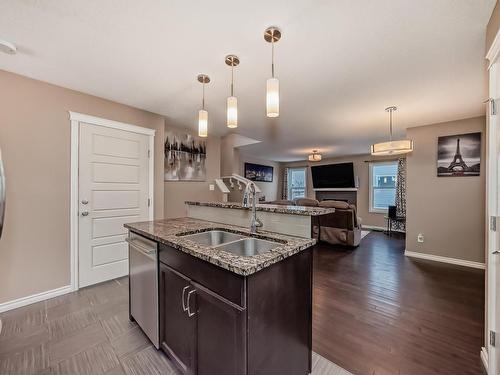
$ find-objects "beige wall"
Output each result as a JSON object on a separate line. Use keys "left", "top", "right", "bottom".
{"left": 281, "top": 155, "right": 395, "bottom": 228}
{"left": 164, "top": 126, "right": 221, "bottom": 218}
{"left": 0, "top": 70, "right": 165, "bottom": 304}
{"left": 406, "top": 116, "right": 486, "bottom": 263}
{"left": 220, "top": 135, "right": 240, "bottom": 176}
{"left": 239, "top": 155, "right": 280, "bottom": 202}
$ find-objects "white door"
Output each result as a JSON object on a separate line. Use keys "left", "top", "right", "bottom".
{"left": 488, "top": 58, "right": 500, "bottom": 375}
{"left": 78, "top": 122, "right": 151, "bottom": 287}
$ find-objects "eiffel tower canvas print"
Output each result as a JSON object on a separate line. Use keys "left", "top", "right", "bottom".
{"left": 437, "top": 132, "right": 481, "bottom": 177}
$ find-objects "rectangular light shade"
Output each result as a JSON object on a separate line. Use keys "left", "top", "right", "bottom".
{"left": 266, "top": 78, "right": 279, "bottom": 118}
{"left": 198, "top": 109, "right": 208, "bottom": 138}
{"left": 227, "top": 96, "right": 238, "bottom": 128}
{"left": 371, "top": 139, "right": 413, "bottom": 156}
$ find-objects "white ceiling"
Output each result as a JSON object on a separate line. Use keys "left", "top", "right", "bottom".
{"left": 0, "top": 0, "right": 495, "bottom": 161}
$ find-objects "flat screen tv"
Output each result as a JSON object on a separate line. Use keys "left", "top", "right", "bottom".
{"left": 311, "top": 162, "right": 355, "bottom": 189}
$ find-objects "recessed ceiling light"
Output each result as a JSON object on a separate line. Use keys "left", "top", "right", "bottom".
{"left": 0, "top": 40, "right": 17, "bottom": 55}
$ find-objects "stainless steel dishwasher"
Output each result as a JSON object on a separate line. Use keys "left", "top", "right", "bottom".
{"left": 127, "top": 232, "right": 159, "bottom": 348}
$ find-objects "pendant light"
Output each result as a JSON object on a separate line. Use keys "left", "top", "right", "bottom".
{"left": 197, "top": 74, "right": 210, "bottom": 138}
{"left": 371, "top": 106, "right": 413, "bottom": 156}
{"left": 264, "top": 26, "right": 281, "bottom": 118}
{"left": 308, "top": 150, "right": 322, "bottom": 162}
{"left": 225, "top": 55, "right": 240, "bottom": 128}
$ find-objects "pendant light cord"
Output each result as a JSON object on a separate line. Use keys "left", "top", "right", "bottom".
{"left": 271, "top": 40, "right": 275, "bottom": 78}
{"left": 202, "top": 81, "right": 205, "bottom": 110}
{"left": 389, "top": 108, "right": 393, "bottom": 142}
{"left": 231, "top": 64, "right": 234, "bottom": 96}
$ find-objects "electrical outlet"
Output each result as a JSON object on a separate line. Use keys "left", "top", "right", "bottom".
{"left": 417, "top": 233, "right": 424, "bottom": 243}
{"left": 209, "top": 184, "right": 215, "bottom": 191}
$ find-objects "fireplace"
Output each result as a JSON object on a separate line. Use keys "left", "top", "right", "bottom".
{"left": 314, "top": 189, "right": 357, "bottom": 206}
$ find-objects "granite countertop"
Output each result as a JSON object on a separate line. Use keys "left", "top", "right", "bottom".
{"left": 185, "top": 200, "right": 335, "bottom": 216}
{"left": 124, "top": 217, "right": 316, "bottom": 276}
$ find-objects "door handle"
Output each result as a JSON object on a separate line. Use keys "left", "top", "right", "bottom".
{"left": 182, "top": 286, "right": 190, "bottom": 312}
{"left": 81, "top": 211, "right": 89, "bottom": 216}
{"left": 493, "top": 250, "right": 500, "bottom": 255}
{"left": 187, "top": 289, "right": 196, "bottom": 317}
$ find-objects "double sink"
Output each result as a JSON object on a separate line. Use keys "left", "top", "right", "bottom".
{"left": 180, "top": 230, "right": 283, "bottom": 257}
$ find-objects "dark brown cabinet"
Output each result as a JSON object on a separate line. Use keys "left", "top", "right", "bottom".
{"left": 194, "top": 282, "right": 246, "bottom": 375}
{"left": 159, "top": 243, "right": 312, "bottom": 375}
{"left": 159, "top": 264, "right": 196, "bottom": 374}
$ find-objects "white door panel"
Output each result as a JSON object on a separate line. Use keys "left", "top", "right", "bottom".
{"left": 92, "top": 242, "right": 128, "bottom": 266}
{"left": 92, "top": 162, "right": 140, "bottom": 183}
{"left": 79, "top": 122, "right": 150, "bottom": 287}
{"left": 92, "top": 215, "right": 139, "bottom": 238}
{"left": 92, "top": 190, "right": 141, "bottom": 210}
{"left": 92, "top": 133, "right": 140, "bottom": 158}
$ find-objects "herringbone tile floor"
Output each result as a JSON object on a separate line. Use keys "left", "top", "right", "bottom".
{"left": 0, "top": 277, "right": 350, "bottom": 375}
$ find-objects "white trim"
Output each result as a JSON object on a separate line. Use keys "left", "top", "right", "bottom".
{"left": 361, "top": 225, "right": 385, "bottom": 231}
{"left": 362, "top": 224, "right": 405, "bottom": 233}
{"left": 404, "top": 250, "right": 485, "bottom": 269}
{"left": 368, "top": 160, "right": 398, "bottom": 214}
{"left": 487, "top": 30, "right": 500, "bottom": 68}
{"left": 69, "top": 112, "right": 155, "bottom": 290}
{"left": 482, "top": 347, "right": 489, "bottom": 373}
{"left": 313, "top": 188, "right": 358, "bottom": 192}
{"left": 68, "top": 111, "right": 156, "bottom": 136}
{"left": 70, "top": 119, "right": 79, "bottom": 292}
{"left": 287, "top": 167, "right": 308, "bottom": 200}
{"left": 0, "top": 285, "right": 73, "bottom": 313}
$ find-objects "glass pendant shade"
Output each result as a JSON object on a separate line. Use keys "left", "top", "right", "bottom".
{"left": 227, "top": 96, "right": 238, "bottom": 128}
{"left": 371, "top": 139, "right": 413, "bottom": 156}
{"left": 308, "top": 152, "right": 322, "bottom": 162}
{"left": 198, "top": 109, "right": 208, "bottom": 138}
{"left": 266, "top": 78, "right": 279, "bottom": 118}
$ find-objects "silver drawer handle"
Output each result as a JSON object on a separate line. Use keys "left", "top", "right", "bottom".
{"left": 81, "top": 211, "right": 89, "bottom": 216}
{"left": 182, "top": 286, "right": 190, "bottom": 312}
{"left": 187, "top": 289, "right": 196, "bottom": 317}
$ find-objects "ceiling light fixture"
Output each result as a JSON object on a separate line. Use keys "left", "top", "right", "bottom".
{"left": 0, "top": 40, "right": 17, "bottom": 55}
{"left": 371, "top": 106, "right": 413, "bottom": 156}
{"left": 225, "top": 55, "right": 240, "bottom": 128}
{"left": 197, "top": 74, "right": 210, "bottom": 138}
{"left": 264, "top": 26, "right": 281, "bottom": 118}
{"left": 308, "top": 150, "right": 322, "bottom": 162}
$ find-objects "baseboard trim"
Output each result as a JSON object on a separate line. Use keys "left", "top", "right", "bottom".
{"left": 0, "top": 284, "right": 74, "bottom": 313}
{"left": 362, "top": 225, "right": 405, "bottom": 234}
{"left": 481, "top": 347, "right": 489, "bottom": 373}
{"left": 405, "top": 250, "right": 486, "bottom": 269}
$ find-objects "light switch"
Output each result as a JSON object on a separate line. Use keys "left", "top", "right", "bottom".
{"left": 209, "top": 184, "right": 215, "bottom": 191}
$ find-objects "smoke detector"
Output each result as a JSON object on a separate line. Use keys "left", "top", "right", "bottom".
{"left": 0, "top": 40, "right": 17, "bottom": 55}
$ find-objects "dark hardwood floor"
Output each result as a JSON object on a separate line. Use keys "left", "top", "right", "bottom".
{"left": 313, "top": 231, "right": 485, "bottom": 375}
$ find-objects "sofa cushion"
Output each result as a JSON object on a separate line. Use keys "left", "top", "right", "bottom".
{"left": 319, "top": 200, "right": 350, "bottom": 209}
{"left": 295, "top": 198, "right": 319, "bottom": 207}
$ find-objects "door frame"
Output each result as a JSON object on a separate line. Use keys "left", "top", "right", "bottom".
{"left": 485, "top": 29, "right": 500, "bottom": 374}
{"left": 69, "top": 111, "right": 155, "bottom": 291}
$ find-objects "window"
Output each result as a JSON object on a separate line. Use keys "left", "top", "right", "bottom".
{"left": 369, "top": 161, "right": 398, "bottom": 213}
{"left": 287, "top": 168, "right": 307, "bottom": 200}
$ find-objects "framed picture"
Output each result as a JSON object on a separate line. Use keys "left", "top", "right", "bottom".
{"left": 244, "top": 162, "right": 274, "bottom": 182}
{"left": 164, "top": 130, "right": 206, "bottom": 181}
{"left": 437, "top": 132, "right": 481, "bottom": 177}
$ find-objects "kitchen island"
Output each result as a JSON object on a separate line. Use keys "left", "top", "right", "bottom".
{"left": 125, "top": 217, "right": 315, "bottom": 375}
{"left": 185, "top": 200, "right": 336, "bottom": 238}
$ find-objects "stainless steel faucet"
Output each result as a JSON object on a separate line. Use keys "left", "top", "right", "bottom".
{"left": 247, "top": 182, "right": 263, "bottom": 233}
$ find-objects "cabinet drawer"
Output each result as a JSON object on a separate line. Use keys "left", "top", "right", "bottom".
{"left": 159, "top": 244, "right": 246, "bottom": 308}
